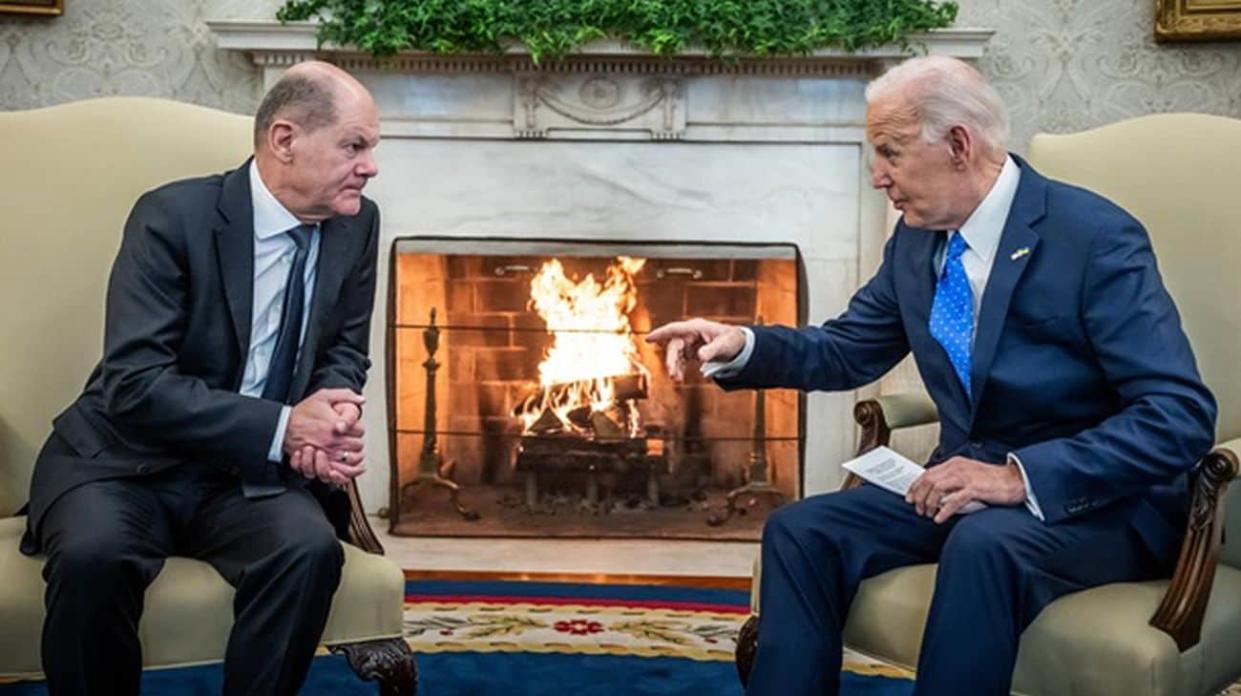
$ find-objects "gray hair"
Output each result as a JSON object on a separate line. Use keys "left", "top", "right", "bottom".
{"left": 865, "top": 56, "right": 1010, "bottom": 155}
{"left": 253, "top": 73, "right": 339, "bottom": 147}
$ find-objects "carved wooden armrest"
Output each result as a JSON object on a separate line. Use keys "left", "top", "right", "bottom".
{"left": 846, "top": 393, "right": 939, "bottom": 489}
{"left": 346, "top": 480, "right": 385, "bottom": 555}
{"left": 1149, "top": 439, "right": 1240, "bottom": 651}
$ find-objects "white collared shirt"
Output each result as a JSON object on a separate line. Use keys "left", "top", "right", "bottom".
{"left": 937, "top": 155, "right": 1020, "bottom": 324}
{"left": 706, "top": 156, "right": 1045, "bottom": 519}
{"left": 241, "top": 161, "right": 321, "bottom": 462}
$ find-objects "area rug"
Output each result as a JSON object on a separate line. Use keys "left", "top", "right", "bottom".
{"left": 0, "top": 578, "right": 913, "bottom": 695}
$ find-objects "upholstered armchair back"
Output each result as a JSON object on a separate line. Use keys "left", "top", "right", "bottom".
{"left": 1029, "top": 113, "right": 1241, "bottom": 568}
{"left": 0, "top": 97, "right": 253, "bottom": 516}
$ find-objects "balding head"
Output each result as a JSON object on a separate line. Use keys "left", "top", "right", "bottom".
{"left": 865, "top": 56, "right": 1009, "bottom": 156}
{"left": 253, "top": 61, "right": 371, "bottom": 149}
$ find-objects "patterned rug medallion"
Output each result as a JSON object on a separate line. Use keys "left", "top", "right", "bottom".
{"left": 400, "top": 578, "right": 913, "bottom": 695}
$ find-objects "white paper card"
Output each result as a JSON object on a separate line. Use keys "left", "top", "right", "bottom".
{"left": 842, "top": 446, "right": 984, "bottom": 514}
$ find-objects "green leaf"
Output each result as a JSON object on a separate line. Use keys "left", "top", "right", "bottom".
{"left": 276, "top": 0, "right": 959, "bottom": 59}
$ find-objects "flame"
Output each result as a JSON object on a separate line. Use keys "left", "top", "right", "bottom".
{"left": 517, "top": 256, "right": 648, "bottom": 436}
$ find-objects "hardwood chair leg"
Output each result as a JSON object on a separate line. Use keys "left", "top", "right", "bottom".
{"left": 330, "top": 638, "right": 418, "bottom": 695}
{"left": 736, "top": 614, "right": 759, "bottom": 686}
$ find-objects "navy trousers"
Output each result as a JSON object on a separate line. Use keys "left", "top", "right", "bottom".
{"left": 747, "top": 483, "right": 1172, "bottom": 696}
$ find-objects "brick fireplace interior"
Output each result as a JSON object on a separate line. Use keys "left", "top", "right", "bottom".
{"left": 387, "top": 238, "right": 803, "bottom": 540}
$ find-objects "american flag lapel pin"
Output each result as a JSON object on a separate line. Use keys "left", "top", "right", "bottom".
{"left": 1010, "top": 247, "right": 1031, "bottom": 261}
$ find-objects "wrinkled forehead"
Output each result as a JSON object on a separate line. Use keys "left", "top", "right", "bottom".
{"left": 865, "top": 94, "right": 920, "bottom": 145}
{"left": 333, "top": 94, "right": 381, "bottom": 133}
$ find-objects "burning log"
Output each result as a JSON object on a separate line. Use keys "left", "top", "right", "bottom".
{"left": 589, "top": 410, "right": 625, "bottom": 440}
{"left": 528, "top": 407, "right": 565, "bottom": 435}
{"left": 513, "top": 372, "right": 649, "bottom": 416}
{"left": 525, "top": 405, "right": 628, "bottom": 440}
{"left": 607, "top": 373, "right": 649, "bottom": 401}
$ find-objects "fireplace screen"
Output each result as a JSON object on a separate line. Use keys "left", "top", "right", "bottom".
{"left": 386, "top": 238, "right": 803, "bottom": 540}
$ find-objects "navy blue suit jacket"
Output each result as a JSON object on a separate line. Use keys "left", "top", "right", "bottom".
{"left": 720, "top": 157, "right": 1216, "bottom": 559}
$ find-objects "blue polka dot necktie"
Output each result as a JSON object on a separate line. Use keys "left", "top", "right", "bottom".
{"left": 929, "top": 232, "right": 973, "bottom": 398}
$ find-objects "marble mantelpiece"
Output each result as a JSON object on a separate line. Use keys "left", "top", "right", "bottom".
{"left": 210, "top": 21, "right": 992, "bottom": 515}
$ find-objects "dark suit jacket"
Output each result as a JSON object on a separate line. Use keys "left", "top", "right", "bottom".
{"left": 719, "top": 157, "right": 1217, "bottom": 560}
{"left": 23, "top": 159, "right": 379, "bottom": 550}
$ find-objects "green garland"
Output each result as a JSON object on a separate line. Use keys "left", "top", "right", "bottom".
{"left": 277, "top": 0, "right": 958, "bottom": 62}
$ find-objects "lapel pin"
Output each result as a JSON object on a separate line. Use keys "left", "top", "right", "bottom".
{"left": 1010, "top": 247, "right": 1031, "bottom": 261}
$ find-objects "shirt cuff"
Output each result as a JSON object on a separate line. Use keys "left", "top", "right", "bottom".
{"left": 268, "top": 405, "right": 291, "bottom": 463}
{"left": 1008, "top": 452, "right": 1044, "bottom": 521}
{"left": 701, "top": 327, "right": 756, "bottom": 379}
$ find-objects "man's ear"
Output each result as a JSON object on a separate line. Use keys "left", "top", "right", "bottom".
{"left": 267, "top": 120, "right": 297, "bottom": 164}
{"left": 947, "top": 124, "right": 971, "bottom": 168}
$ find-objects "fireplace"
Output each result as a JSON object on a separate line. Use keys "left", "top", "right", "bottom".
{"left": 210, "top": 22, "right": 993, "bottom": 529}
{"left": 387, "top": 238, "right": 803, "bottom": 540}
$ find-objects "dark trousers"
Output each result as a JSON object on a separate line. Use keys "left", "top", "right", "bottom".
{"left": 746, "top": 483, "right": 1170, "bottom": 696}
{"left": 35, "top": 436, "right": 344, "bottom": 696}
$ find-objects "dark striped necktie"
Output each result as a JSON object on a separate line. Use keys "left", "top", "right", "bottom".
{"left": 244, "top": 223, "right": 314, "bottom": 499}
{"left": 261, "top": 223, "right": 315, "bottom": 405}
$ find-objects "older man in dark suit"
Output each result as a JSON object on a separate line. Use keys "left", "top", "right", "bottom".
{"left": 648, "top": 56, "right": 1216, "bottom": 695}
{"left": 21, "top": 61, "right": 382, "bottom": 695}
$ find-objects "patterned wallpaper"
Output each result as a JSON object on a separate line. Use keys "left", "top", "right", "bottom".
{"left": 2, "top": 0, "right": 1240, "bottom": 148}
{"left": 958, "top": 0, "right": 1241, "bottom": 152}
{"left": 0, "top": 0, "right": 278, "bottom": 113}
{"left": 2, "top": 0, "right": 1239, "bottom": 149}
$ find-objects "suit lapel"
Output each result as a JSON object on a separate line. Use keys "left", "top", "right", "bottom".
{"left": 290, "top": 215, "right": 352, "bottom": 400}
{"left": 905, "top": 226, "right": 942, "bottom": 332}
{"left": 968, "top": 159, "right": 1047, "bottom": 416}
{"left": 214, "top": 162, "right": 256, "bottom": 369}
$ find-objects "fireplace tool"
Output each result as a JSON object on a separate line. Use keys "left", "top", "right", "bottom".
{"left": 399, "top": 308, "right": 480, "bottom": 521}
{"left": 707, "top": 320, "right": 786, "bottom": 526}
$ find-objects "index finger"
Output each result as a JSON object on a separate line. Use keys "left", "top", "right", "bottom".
{"left": 317, "top": 388, "right": 366, "bottom": 405}
{"left": 330, "top": 460, "right": 368, "bottom": 480}
{"left": 934, "top": 490, "right": 972, "bottom": 524}
{"left": 646, "top": 321, "right": 693, "bottom": 345}
{"left": 905, "top": 470, "right": 932, "bottom": 504}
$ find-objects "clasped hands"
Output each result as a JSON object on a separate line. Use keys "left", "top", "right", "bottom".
{"left": 282, "top": 388, "right": 367, "bottom": 488}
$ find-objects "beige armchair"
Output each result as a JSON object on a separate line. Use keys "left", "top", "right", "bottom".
{"left": 736, "top": 113, "right": 1241, "bottom": 695}
{"left": 0, "top": 98, "right": 415, "bottom": 693}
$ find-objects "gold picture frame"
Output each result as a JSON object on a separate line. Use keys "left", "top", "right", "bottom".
{"left": 0, "top": 0, "right": 62, "bottom": 16}
{"left": 1156, "top": 0, "right": 1241, "bottom": 42}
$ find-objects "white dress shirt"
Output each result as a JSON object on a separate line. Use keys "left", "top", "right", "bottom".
{"left": 706, "top": 156, "right": 1045, "bottom": 519}
{"left": 241, "top": 161, "right": 320, "bottom": 463}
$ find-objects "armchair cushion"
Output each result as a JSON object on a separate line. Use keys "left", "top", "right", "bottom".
{"left": 0, "top": 516, "right": 405, "bottom": 678}
{"left": 870, "top": 393, "right": 939, "bottom": 430}
{"left": 0, "top": 98, "right": 257, "bottom": 518}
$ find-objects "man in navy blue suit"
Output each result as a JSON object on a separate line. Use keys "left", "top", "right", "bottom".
{"left": 647, "top": 56, "right": 1216, "bottom": 695}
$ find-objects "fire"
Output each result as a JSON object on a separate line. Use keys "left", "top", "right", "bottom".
{"left": 516, "top": 256, "right": 649, "bottom": 437}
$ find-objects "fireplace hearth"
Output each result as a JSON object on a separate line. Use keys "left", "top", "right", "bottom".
{"left": 386, "top": 238, "right": 803, "bottom": 540}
